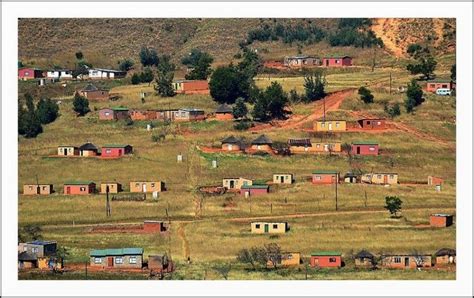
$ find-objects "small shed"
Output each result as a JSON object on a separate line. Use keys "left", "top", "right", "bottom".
{"left": 130, "top": 181, "right": 164, "bottom": 193}
{"left": 18, "top": 68, "right": 43, "bottom": 80}
{"left": 251, "top": 222, "right": 289, "bottom": 234}
{"left": 250, "top": 134, "right": 273, "bottom": 151}
{"left": 172, "top": 80, "right": 210, "bottom": 95}
{"left": 313, "top": 120, "right": 347, "bottom": 132}
{"left": 322, "top": 56, "right": 352, "bottom": 67}
{"left": 78, "top": 84, "right": 109, "bottom": 101}
{"left": 221, "top": 136, "right": 243, "bottom": 151}
{"left": 79, "top": 142, "right": 99, "bottom": 157}
{"left": 18, "top": 252, "right": 38, "bottom": 269}
{"left": 351, "top": 141, "right": 379, "bottom": 156}
{"left": 215, "top": 104, "right": 234, "bottom": 120}
{"left": 101, "top": 144, "right": 133, "bottom": 158}
{"left": 90, "top": 248, "right": 143, "bottom": 269}
{"left": 428, "top": 176, "right": 443, "bottom": 186}
{"left": 426, "top": 80, "right": 454, "bottom": 93}
{"left": 23, "top": 184, "right": 53, "bottom": 195}
{"left": 240, "top": 184, "right": 269, "bottom": 196}
{"left": 57, "top": 145, "right": 79, "bottom": 156}
{"left": 100, "top": 182, "right": 122, "bottom": 194}
{"left": 357, "top": 118, "right": 386, "bottom": 130}
{"left": 143, "top": 220, "right": 169, "bottom": 233}
{"left": 343, "top": 172, "right": 359, "bottom": 183}
{"left": 354, "top": 250, "right": 375, "bottom": 268}
{"left": 64, "top": 181, "right": 96, "bottom": 195}
{"left": 435, "top": 248, "right": 456, "bottom": 265}
{"left": 273, "top": 173, "right": 293, "bottom": 184}
{"left": 148, "top": 254, "right": 173, "bottom": 272}
{"left": 310, "top": 251, "right": 342, "bottom": 268}
{"left": 312, "top": 170, "right": 339, "bottom": 184}
{"left": 222, "top": 177, "right": 252, "bottom": 190}
{"left": 99, "top": 107, "right": 129, "bottom": 121}
{"left": 430, "top": 214, "right": 454, "bottom": 227}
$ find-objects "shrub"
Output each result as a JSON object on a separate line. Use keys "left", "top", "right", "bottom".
{"left": 233, "top": 120, "right": 252, "bottom": 131}
{"left": 358, "top": 86, "right": 374, "bottom": 104}
{"left": 72, "top": 93, "right": 90, "bottom": 116}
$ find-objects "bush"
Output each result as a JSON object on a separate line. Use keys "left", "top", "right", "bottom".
{"left": 384, "top": 103, "right": 401, "bottom": 118}
{"left": 233, "top": 120, "right": 252, "bottom": 131}
{"left": 358, "top": 86, "right": 374, "bottom": 104}
{"left": 118, "top": 59, "right": 134, "bottom": 71}
{"left": 131, "top": 73, "right": 141, "bottom": 85}
{"left": 209, "top": 66, "right": 246, "bottom": 104}
{"left": 36, "top": 98, "right": 59, "bottom": 124}
{"left": 405, "top": 79, "right": 424, "bottom": 112}
{"left": 73, "top": 93, "right": 90, "bottom": 116}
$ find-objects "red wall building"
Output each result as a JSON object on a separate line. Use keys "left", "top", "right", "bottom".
{"left": 426, "top": 80, "right": 453, "bottom": 92}
{"left": 351, "top": 141, "right": 379, "bottom": 156}
{"left": 240, "top": 185, "right": 269, "bottom": 196}
{"left": 143, "top": 221, "right": 169, "bottom": 233}
{"left": 18, "top": 68, "right": 44, "bottom": 80}
{"left": 64, "top": 181, "right": 96, "bottom": 195}
{"left": 310, "top": 252, "right": 342, "bottom": 268}
{"left": 99, "top": 108, "right": 129, "bottom": 120}
{"left": 312, "top": 171, "right": 339, "bottom": 184}
{"left": 430, "top": 214, "right": 454, "bottom": 227}
{"left": 358, "top": 118, "right": 386, "bottom": 130}
{"left": 322, "top": 56, "right": 352, "bottom": 67}
{"left": 173, "top": 80, "right": 210, "bottom": 95}
{"left": 101, "top": 144, "right": 133, "bottom": 158}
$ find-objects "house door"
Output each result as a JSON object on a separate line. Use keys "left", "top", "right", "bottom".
{"left": 227, "top": 144, "right": 232, "bottom": 151}
{"left": 118, "top": 149, "right": 122, "bottom": 156}
{"left": 325, "top": 60, "right": 329, "bottom": 66}
{"left": 142, "top": 184, "right": 147, "bottom": 193}
{"left": 37, "top": 186, "right": 41, "bottom": 195}
{"left": 383, "top": 175, "right": 388, "bottom": 184}
{"left": 356, "top": 147, "right": 361, "bottom": 154}
{"left": 324, "top": 144, "right": 329, "bottom": 151}
{"left": 264, "top": 224, "right": 269, "bottom": 233}
{"left": 66, "top": 187, "right": 71, "bottom": 194}
{"left": 404, "top": 257, "right": 410, "bottom": 267}
{"left": 281, "top": 176, "right": 285, "bottom": 183}
{"left": 229, "top": 180, "right": 235, "bottom": 189}
{"left": 328, "top": 123, "right": 333, "bottom": 130}
{"left": 107, "top": 257, "right": 114, "bottom": 267}
{"left": 64, "top": 149, "right": 68, "bottom": 156}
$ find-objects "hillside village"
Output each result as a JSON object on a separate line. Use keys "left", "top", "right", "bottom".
{"left": 17, "top": 18, "right": 456, "bottom": 280}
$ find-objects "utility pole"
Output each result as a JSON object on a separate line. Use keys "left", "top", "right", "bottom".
{"left": 106, "top": 186, "right": 111, "bottom": 217}
{"left": 335, "top": 174, "right": 338, "bottom": 211}
{"left": 371, "top": 47, "right": 376, "bottom": 72}
{"left": 389, "top": 72, "right": 392, "bottom": 95}
{"left": 364, "top": 190, "right": 368, "bottom": 208}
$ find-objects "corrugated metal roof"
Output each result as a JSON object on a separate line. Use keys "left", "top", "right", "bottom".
{"left": 64, "top": 180, "right": 95, "bottom": 185}
{"left": 352, "top": 141, "right": 379, "bottom": 145}
{"left": 241, "top": 184, "right": 269, "bottom": 189}
{"left": 216, "top": 104, "right": 233, "bottom": 113}
{"left": 311, "top": 251, "right": 341, "bottom": 256}
{"left": 90, "top": 248, "right": 144, "bottom": 257}
{"left": 312, "top": 170, "right": 339, "bottom": 175}
{"left": 102, "top": 144, "right": 131, "bottom": 148}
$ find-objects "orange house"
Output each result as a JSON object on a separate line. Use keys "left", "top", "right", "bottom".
{"left": 426, "top": 80, "right": 453, "bottom": 92}
{"left": 310, "top": 251, "right": 342, "bottom": 268}
{"left": 215, "top": 104, "right": 234, "bottom": 120}
{"left": 430, "top": 214, "right": 454, "bottom": 227}
{"left": 63, "top": 181, "right": 96, "bottom": 195}
{"left": 428, "top": 176, "right": 443, "bottom": 186}
{"left": 172, "top": 80, "right": 210, "bottom": 95}
{"left": 312, "top": 170, "right": 339, "bottom": 184}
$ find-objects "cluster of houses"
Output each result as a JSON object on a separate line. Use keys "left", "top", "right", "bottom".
{"left": 99, "top": 107, "right": 206, "bottom": 122}
{"left": 18, "top": 67, "right": 127, "bottom": 81}
{"left": 264, "top": 55, "right": 353, "bottom": 70}
{"left": 18, "top": 241, "right": 62, "bottom": 270}
{"left": 56, "top": 142, "right": 133, "bottom": 158}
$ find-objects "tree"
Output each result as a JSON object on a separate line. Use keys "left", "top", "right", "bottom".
{"left": 406, "top": 55, "right": 437, "bottom": 80}
{"left": 384, "top": 102, "right": 401, "bottom": 118}
{"left": 18, "top": 61, "right": 24, "bottom": 68}
{"left": 405, "top": 79, "right": 424, "bottom": 113}
{"left": 252, "top": 82, "right": 288, "bottom": 121}
{"left": 75, "top": 51, "right": 84, "bottom": 60}
{"left": 73, "top": 93, "right": 90, "bottom": 116}
{"left": 118, "top": 59, "right": 134, "bottom": 71}
{"left": 131, "top": 73, "right": 141, "bottom": 85}
{"left": 358, "top": 86, "right": 374, "bottom": 104}
{"left": 450, "top": 64, "right": 456, "bottom": 82}
{"left": 303, "top": 71, "right": 326, "bottom": 102}
{"left": 154, "top": 55, "right": 176, "bottom": 97}
{"left": 384, "top": 196, "right": 402, "bottom": 217}
{"left": 139, "top": 46, "right": 159, "bottom": 67}
{"left": 232, "top": 97, "right": 248, "bottom": 119}
{"left": 22, "top": 94, "right": 43, "bottom": 138}
{"left": 140, "top": 67, "right": 154, "bottom": 86}
{"left": 22, "top": 224, "right": 43, "bottom": 241}
{"left": 18, "top": 100, "right": 28, "bottom": 135}
{"left": 56, "top": 245, "right": 70, "bottom": 267}
{"left": 263, "top": 243, "right": 282, "bottom": 269}
{"left": 182, "top": 49, "right": 214, "bottom": 80}
{"left": 209, "top": 66, "right": 244, "bottom": 104}
{"left": 212, "top": 263, "right": 232, "bottom": 280}
{"left": 341, "top": 142, "right": 352, "bottom": 159}
{"left": 36, "top": 98, "right": 59, "bottom": 124}
{"left": 72, "top": 65, "right": 89, "bottom": 80}
{"left": 236, "top": 248, "right": 257, "bottom": 270}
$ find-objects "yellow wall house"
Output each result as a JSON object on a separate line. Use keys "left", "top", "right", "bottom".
{"left": 313, "top": 120, "right": 347, "bottom": 132}
{"left": 267, "top": 252, "right": 301, "bottom": 267}
{"left": 361, "top": 173, "right": 398, "bottom": 185}
{"left": 222, "top": 177, "right": 253, "bottom": 190}
{"left": 251, "top": 222, "right": 289, "bottom": 234}
{"left": 23, "top": 184, "right": 53, "bottom": 195}
{"left": 273, "top": 174, "right": 293, "bottom": 184}
{"left": 312, "top": 142, "right": 342, "bottom": 152}
{"left": 100, "top": 182, "right": 122, "bottom": 194}
{"left": 130, "top": 181, "right": 164, "bottom": 193}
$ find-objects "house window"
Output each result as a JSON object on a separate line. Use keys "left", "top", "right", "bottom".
{"left": 29, "top": 186, "right": 33, "bottom": 190}
{"left": 257, "top": 145, "right": 261, "bottom": 150}
{"left": 115, "top": 257, "right": 123, "bottom": 264}
{"left": 329, "top": 257, "right": 337, "bottom": 262}
{"left": 273, "top": 224, "right": 278, "bottom": 229}
{"left": 369, "top": 147, "right": 375, "bottom": 151}
{"left": 389, "top": 175, "right": 394, "bottom": 179}
{"left": 316, "top": 144, "right": 320, "bottom": 148}
{"left": 430, "top": 84, "right": 436, "bottom": 88}
{"left": 255, "top": 224, "right": 261, "bottom": 229}
{"left": 32, "top": 247, "right": 38, "bottom": 253}
{"left": 377, "top": 121, "right": 381, "bottom": 125}
{"left": 151, "top": 183, "right": 155, "bottom": 187}
{"left": 23, "top": 247, "right": 28, "bottom": 252}
{"left": 94, "top": 257, "right": 102, "bottom": 264}
{"left": 129, "top": 256, "right": 137, "bottom": 264}
{"left": 105, "top": 112, "right": 110, "bottom": 116}
{"left": 106, "top": 149, "right": 111, "bottom": 154}
{"left": 80, "top": 187, "right": 86, "bottom": 191}
{"left": 135, "top": 183, "right": 140, "bottom": 187}
{"left": 321, "top": 123, "right": 325, "bottom": 127}
{"left": 42, "top": 186, "right": 46, "bottom": 190}
{"left": 335, "top": 60, "right": 340, "bottom": 64}
{"left": 394, "top": 257, "right": 401, "bottom": 263}
{"left": 377, "top": 175, "right": 382, "bottom": 179}
{"left": 315, "top": 176, "right": 321, "bottom": 180}
{"left": 336, "top": 122, "right": 340, "bottom": 127}
{"left": 442, "top": 84, "right": 448, "bottom": 88}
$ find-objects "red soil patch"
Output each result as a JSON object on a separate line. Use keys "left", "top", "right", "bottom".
{"left": 88, "top": 224, "right": 167, "bottom": 234}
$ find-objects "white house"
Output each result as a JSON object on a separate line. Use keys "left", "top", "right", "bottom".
{"left": 46, "top": 69, "right": 73, "bottom": 80}
{"left": 88, "top": 68, "right": 127, "bottom": 80}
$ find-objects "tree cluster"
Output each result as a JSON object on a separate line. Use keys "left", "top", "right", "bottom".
{"left": 73, "top": 92, "right": 90, "bottom": 116}
{"left": 404, "top": 79, "right": 424, "bottom": 113}
{"left": 358, "top": 86, "right": 374, "bottom": 104}
{"left": 19, "top": 94, "right": 59, "bottom": 138}
{"left": 236, "top": 243, "right": 282, "bottom": 270}
{"left": 384, "top": 102, "right": 401, "bottom": 118}
{"left": 245, "top": 22, "right": 325, "bottom": 46}
{"left": 252, "top": 82, "right": 289, "bottom": 122}
{"left": 303, "top": 71, "right": 326, "bottom": 103}
{"left": 406, "top": 44, "right": 437, "bottom": 80}
{"left": 118, "top": 59, "right": 134, "bottom": 71}
{"left": 131, "top": 67, "right": 154, "bottom": 85}
{"left": 154, "top": 55, "right": 176, "bottom": 97}
{"left": 181, "top": 49, "right": 214, "bottom": 80}
{"left": 139, "top": 47, "right": 160, "bottom": 67}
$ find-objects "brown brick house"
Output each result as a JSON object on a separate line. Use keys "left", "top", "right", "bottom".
{"left": 430, "top": 214, "right": 454, "bottom": 227}
{"left": 221, "top": 136, "right": 243, "bottom": 151}
{"left": 435, "top": 248, "right": 456, "bottom": 265}
{"left": 78, "top": 84, "right": 109, "bottom": 100}
{"left": 215, "top": 104, "right": 234, "bottom": 120}
{"left": 250, "top": 134, "right": 273, "bottom": 152}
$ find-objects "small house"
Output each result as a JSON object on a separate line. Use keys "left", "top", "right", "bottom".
{"left": 428, "top": 176, "right": 443, "bottom": 186}
{"left": 357, "top": 118, "right": 386, "bottom": 130}
{"left": 322, "top": 56, "right": 352, "bottom": 67}
{"left": 99, "top": 107, "right": 129, "bottom": 120}
{"left": 273, "top": 173, "right": 293, "bottom": 184}
{"left": 23, "top": 184, "right": 53, "bottom": 195}
{"left": 312, "top": 142, "right": 342, "bottom": 153}
{"left": 221, "top": 136, "right": 243, "bottom": 152}
{"left": 267, "top": 252, "right": 301, "bottom": 268}
{"left": 361, "top": 173, "right": 398, "bottom": 185}
{"left": 435, "top": 248, "right": 456, "bottom": 265}
{"left": 172, "top": 80, "right": 210, "bottom": 95}
{"left": 430, "top": 214, "right": 454, "bottom": 228}
{"left": 18, "top": 251, "right": 38, "bottom": 269}
{"left": 250, "top": 134, "right": 273, "bottom": 151}
{"left": 90, "top": 248, "right": 143, "bottom": 269}
{"left": 288, "top": 138, "right": 313, "bottom": 153}
{"left": 143, "top": 220, "right": 169, "bottom": 233}
{"left": 343, "top": 172, "right": 360, "bottom": 183}
{"left": 129, "top": 110, "right": 157, "bottom": 121}
{"left": 426, "top": 80, "right": 454, "bottom": 92}
{"left": 130, "top": 181, "right": 164, "bottom": 193}
{"left": 380, "top": 254, "right": 432, "bottom": 269}
{"left": 64, "top": 181, "right": 96, "bottom": 195}
{"left": 46, "top": 69, "right": 73, "bottom": 80}
{"left": 354, "top": 250, "right": 375, "bottom": 268}
{"left": 310, "top": 251, "right": 342, "bottom": 268}
{"left": 284, "top": 55, "right": 320, "bottom": 68}
{"left": 18, "top": 241, "right": 61, "bottom": 270}
{"left": 215, "top": 104, "right": 234, "bottom": 120}
{"left": 155, "top": 109, "right": 179, "bottom": 121}
{"left": 101, "top": 144, "right": 133, "bottom": 158}
{"left": 263, "top": 60, "right": 287, "bottom": 70}
{"left": 240, "top": 184, "right": 270, "bottom": 197}
{"left": 313, "top": 120, "right": 347, "bottom": 132}
{"left": 251, "top": 222, "right": 289, "bottom": 234}
{"left": 312, "top": 170, "right": 340, "bottom": 185}
{"left": 18, "top": 68, "right": 43, "bottom": 80}
{"left": 18, "top": 241, "right": 57, "bottom": 257}
{"left": 222, "top": 177, "right": 252, "bottom": 190}
{"left": 148, "top": 254, "right": 173, "bottom": 272}
{"left": 78, "top": 84, "right": 109, "bottom": 101}
{"left": 79, "top": 142, "right": 99, "bottom": 157}
{"left": 100, "top": 182, "right": 122, "bottom": 194}
{"left": 351, "top": 141, "right": 379, "bottom": 156}
{"left": 174, "top": 108, "right": 206, "bottom": 121}
{"left": 57, "top": 145, "right": 79, "bottom": 156}
{"left": 88, "top": 68, "right": 127, "bottom": 80}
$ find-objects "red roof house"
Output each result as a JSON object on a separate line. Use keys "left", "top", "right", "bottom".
{"left": 351, "top": 141, "right": 379, "bottom": 156}
{"left": 101, "top": 144, "right": 133, "bottom": 158}
{"left": 310, "top": 251, "right": 342, "bottom": 268}
{"left": 322, "top": 56, "right": 352, "bottom": 67}
{"left": 18, "top": 68, "right": 44, "bottom": 80}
